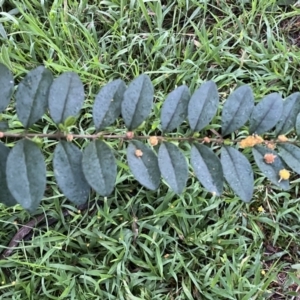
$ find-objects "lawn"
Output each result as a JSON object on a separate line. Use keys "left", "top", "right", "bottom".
{"left": 0, "top": 0, "right": 300, "bottom": 299}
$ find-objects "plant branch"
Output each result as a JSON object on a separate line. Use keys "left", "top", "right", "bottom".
{"left": 0, "top": 131, "right": 299, "bottom": 146}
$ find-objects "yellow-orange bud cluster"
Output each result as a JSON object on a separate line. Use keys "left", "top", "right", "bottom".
{"left": 279, "top": 169, "right": 290, "bottom": 181}
{"left": 239, "top": 135, "right": 264, "bottom": 148}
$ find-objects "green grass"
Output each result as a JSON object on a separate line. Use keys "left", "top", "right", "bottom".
{"left": 1, "top": 0, "right": 300, "bottom": 299}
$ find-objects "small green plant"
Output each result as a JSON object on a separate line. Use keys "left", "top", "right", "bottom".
{"left": 0, "top": 63, "right": 300, "bottom": 213}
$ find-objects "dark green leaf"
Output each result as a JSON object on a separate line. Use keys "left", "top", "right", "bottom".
{"left": 296, "top": 113, "right": 300, "bottom": 137}
{"left": 249, "top": 93, "right": 283, "bottom": 134}
{"left": 158, "top": 142, "right": 188, "bottom": 194}
{"left": 127, "top": 140, "right": 160, "bottom": 190}
{"left": 15, "top": 66, "right": 53, "bottom": 128}
{"left": 188, "top": 81, "right": 219, "bottom": 132}
{"left": 93, "top": 79, "right": 126, "bottom": 131}
{"left": 252, "top": 145, "right": 289, "bottom": 190}
{"left": 278, "top": 143, "right": 300, "bottom": 174}
{"left": 0, "top": 142, "right": 17, "bottom": 207}
{"left": 121, "top": 74, "right": 153, "bottom": 130}
{"left": 64, "top": 116, "right": 77, "bottom": 127}
{"left": 275, "top": 92, "right": 300, "bottom": 135}
{"left": 82, "top": 140, "right": 117, "bottom": 196}
{"left": 6, "top": 139, "right": 46, "bottom": 212}
{"left": 49, "top": 72, "right": 84, "bottom": 124}
{"left": 53, "top": 141, "right": 90, "bottom": 205}
{"left": 160, "top": 85, "right": 190, "bottom": 133}
{"left": 191, "top": 143, "right": 223, "bottom": 196}
{"left": 0, "top": 63, "right": 14, "bottom": 113}
{"left": 221, "top": 146, "right": 253, "bottom": 202}
{"left": 222, "top": 85, "right": 254, "bottom": 136}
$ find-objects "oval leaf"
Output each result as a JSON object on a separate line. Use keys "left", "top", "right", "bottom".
{"left": 6, "top": 139, "right": 46, "bottom": 212}
{"left": 190, "top": 143, "right": 223, "bottom": 196}
{"left": 53, "top": 141, "right": 90, "bottom": 205}
{"left": 127, "top": 140, "right": 160, "bottom": 190}
{"left": 295, "top": 113, "right": 300, "bottom": 137}
{"left": 0, "top": 63, "right": 14, "bottom": 113}
{"left": 275, "top": 92, "right": 300, "bottom": 135}
{"left": 252, "top": 145, "right": 289, "bottom": 190}
{"left": 49, "top": 72, "right": 84, "bottom": 124}
{"left": 121, "top": 74, "right": 153, "bottom": 130}
{"left": 158, "top": 142, "right": 188, "bottom": 194}
{"left": 15, "top": 66, "right": 53, "bottom": 128}
{"left": 82, "top": 140, "right": 117, "bottom": 196}
{"left": 93, "top": 79, "right": 126, "bottom": 131}
{"left": 160, "top": 85, "right": 190, "bottom": 133}
{"left": 278, "top": 143, "right": 300, "bottom": 174}
{"left": 188, "top": 81, "right": 219, "bottom": 132}
{"left": 0, "top": 142, "right": 17, "bottom": 207}
{"left": 221, "top": 146, "right": 253, "bottom": 202}
{"left": 249, "top": 93, "right": 283, "bottom": 134}
{"left": 222, "top": 85, "right": 254, "bottom": 136}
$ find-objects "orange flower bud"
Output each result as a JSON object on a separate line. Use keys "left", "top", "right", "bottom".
{"left": 66, "top": 134, "right": 74, "bottom": 142}
{"left": 135, "top": 149, "right": 143, "bottom": 157}
{"left": 126, "top": 131, "right": 134, "bottom": 139}
{"left": 203, "top": 136, "right": 211, "bottom": 143}
{"left": 264, "top": 153, "right": 276, "bottom": 164}
{"left": 149, "top": 136, "right": 158, "bottom": 146}
{"left": 266, "top": 142, "right": 276, "bottom": 150}
{"left": 277, "top": 135, "right": 288, "bottom": 142}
